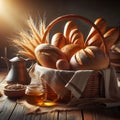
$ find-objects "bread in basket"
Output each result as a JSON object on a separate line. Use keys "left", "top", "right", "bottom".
{"left": 13, "top": 14, "right": 120, "bottom": 103}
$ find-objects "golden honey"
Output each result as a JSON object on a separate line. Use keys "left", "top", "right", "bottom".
{"left": 25, "top": 84, "right": 46, "bottom": 106}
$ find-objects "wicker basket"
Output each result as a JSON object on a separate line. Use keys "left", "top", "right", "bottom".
{"left": 47, "top": 70, "right": 104, "bottom": 103}
{"left": 32, "top": 14, "right": 109, "bottom": 103}
{"left": 31, "top": 64, "right": 105, "bottom": 103}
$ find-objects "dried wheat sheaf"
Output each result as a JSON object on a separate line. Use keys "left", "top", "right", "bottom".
{"left": 13, "top": 16, "right": 48, "bottom": 59}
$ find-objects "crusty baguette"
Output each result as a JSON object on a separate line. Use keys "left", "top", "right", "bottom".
{"left": 101, "top": 27, "right": 120, "bottom": 50}
{"left": 63, "top": 21, "right": 77, "bottom": 43}
{"left": 69, "top": 29, "right": 79, "bottom": 42}
{"left": 85, "top": 34, "right": 102, "bottom": 47}
{"left": 71, "top": 31, "right": 84, "bottom": 46}
{"left": 85, "top": 17, "right": 107, "bottom": 46}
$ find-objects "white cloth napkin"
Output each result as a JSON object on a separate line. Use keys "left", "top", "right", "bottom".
{"left": 29, "top": 64, "right": 120, "bottom": 102}
{"left": 29, "top": 63, "right": 94, "bottom": 98}
{"left": 103, "top": 67, "right": 120, "bottom": 99}
{"left": 65, "top": 70, "right": 94, "bottom": 98}
{"left": 29, "top": 63, "right": 75, "bottom": 97}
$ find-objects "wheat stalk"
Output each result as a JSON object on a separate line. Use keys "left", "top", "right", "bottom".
{"left": 27, "top": 17, "right": 42, "bottom": 43}
{"left": 13, "top": 16, "right": 48, "bottom": 59}
{"left": 20, "top": 32, "right": 37, "bottom": 48}
{"left": 18, "top": 50, "right": 35, "bottom": 59}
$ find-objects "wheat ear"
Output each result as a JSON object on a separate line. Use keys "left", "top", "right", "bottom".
{"left": 18, "top": 50, "right": 35, "bottom": 59}
{"left": 27, "top": 17, "right": 42, "bottom": 43}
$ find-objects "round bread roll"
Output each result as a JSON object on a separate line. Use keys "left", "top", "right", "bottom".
{"left": 70, "top": 46, "right": 109, "bottom": 70}
{"left": 56, "top": 59, "right": 70, "bottom": 70}
{"left": 61, "top": 44, "right": 81, "bottom": 61}
{"left": 51, "top": 32, "right": 66, "bottom": 49}
{"left": 34, "top": 43, "right": 67, "bottom": 69}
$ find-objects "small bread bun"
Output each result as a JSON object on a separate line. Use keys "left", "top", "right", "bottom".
{"left": 61, "top": 44, "right": 81, "bottom": 61}
{"left": 51, "top": 32, "right": 66, "bottom": 49}
{"left": 70, "top": 46, "right": 109, "bottom": 70}
{"left": 64, "top": 21, "right": 77, "bottom": 43}
{"left": 56, "top": 59, "right": 70, "bottom": 70}
{"left": 34, "top": 43, "right": 67, "bottom": 69}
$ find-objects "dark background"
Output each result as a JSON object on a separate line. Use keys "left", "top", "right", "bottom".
{"left": 0, "top": 0, "right": 120, "bottom": 68}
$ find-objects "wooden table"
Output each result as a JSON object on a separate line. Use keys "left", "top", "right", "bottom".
{"left": 0, "top": 70, "right": 120, "bottom": 120}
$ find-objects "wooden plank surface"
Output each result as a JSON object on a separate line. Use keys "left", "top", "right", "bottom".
{"left": 67, "top": 111, "right": 83, "bottom": 120}
{"left": 0, "top": 70, "right": 120, "bottom": 120}
{"left": 0, "top": 99, "right": 17, "bottom": 120}
{"left": 83, "top": 108, "right": 120, "bottom": 120}
{"left": 58, "top": 111, "right": 67, "bottom": 120}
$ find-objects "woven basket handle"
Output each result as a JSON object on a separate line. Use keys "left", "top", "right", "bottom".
{"left": 42, "top": 14, "right": 108, "bottom": 55}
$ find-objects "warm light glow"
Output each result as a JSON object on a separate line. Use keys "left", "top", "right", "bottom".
{"left": 43, "top": 101, "right": 57, "bottom": 106}
{"left": 0, "top": 0, "right": 8, "bottom": 20}
{"left": 0, "top": 0, "right": 27, "bottom": 31}
{"left": 0, "top": 0, "right": 5, "bottom": 14}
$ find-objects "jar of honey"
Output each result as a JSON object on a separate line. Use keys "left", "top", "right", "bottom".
{"left": 25, "top": 84, "right": 46, "bottom": 106}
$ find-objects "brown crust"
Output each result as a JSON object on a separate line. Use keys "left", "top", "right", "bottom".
{"left": 63, "top": 21, "right": 77, "bottom": 43}
{"left": 51, "top": 32, "right": 66, "bottom": 49}
{"left": 70, "top": 46, "right": 109, "bottom": 70}
{"left": 69, "top": 29, "right": 79, "bottom": 42}
{"left": 86, "top": 17, "right": 107, "bottom": 43}
{"left": 56, "top": 59, "right": 70, "bottom": 70}
{"left": 61, "top": 44, "right": 81, "bottom": 60}
{"left": 102, "top": 27, "right": 120, "bottom": 50}
{"left": 35, "top": 43, "right": 67, "bottom": 68}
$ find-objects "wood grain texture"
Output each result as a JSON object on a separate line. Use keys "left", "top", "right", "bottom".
{"left": 0, "top": 99, "right": 17, "bottom": 120}
{"left": 67, "top": 111, "right": 83, "bottom": 120}
{"left": 0, "top": 70, "right": 120, "bottom": 120}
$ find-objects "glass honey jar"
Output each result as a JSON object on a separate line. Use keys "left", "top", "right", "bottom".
{"left": 25, "top": 84, "right": 46, "bottom": 106}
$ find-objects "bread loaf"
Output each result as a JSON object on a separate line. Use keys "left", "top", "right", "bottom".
{"left": 70, "top": 46, "right": 109, "bottom": 70}
{"left": 51, "top": 32, "right": 66, "bottom": 49}
{"left": 56, "top": 59, "right": 70, "bottom": 70}
{"left": 86, "top": 17, "right": 107, "bottom": 40}
{"left": 85, "top": 17, "right": 107, "bottom": 46}
{"left": 64, "top": 21, "right": 77, "bottom": 43}
{"left": 101, "top": 27, "right": 120, "bottom": 50}
{"left": 34, "top": 43, "right": 68, "bottom": 69}
{"left": 69, "top": 29, "right": 79, "bottom": 42}
{"left": 61, "top": 44, "right": 81, "bottom": 61}
{"left": 70, "top": 31, "right": 84, "bottom": 46}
